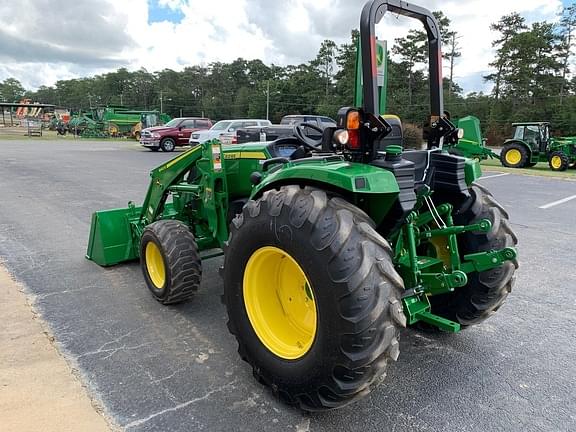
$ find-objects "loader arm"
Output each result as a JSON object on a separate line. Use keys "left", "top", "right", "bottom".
{"left": 87, "top": 141, "right": 228, "bottom": 266}
{"left": 139, "top": 145, "right": 204, "bottom": 225}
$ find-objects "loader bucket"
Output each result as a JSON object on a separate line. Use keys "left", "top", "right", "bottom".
{"left": 86, "top": 206, "right": 141, "bottom": 266}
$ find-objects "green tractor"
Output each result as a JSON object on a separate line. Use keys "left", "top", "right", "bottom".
{"left": 86, "top": 0, "right": 518, "bottom": 411}
{"left": 500, "top": 122, "right": 576, "bottom": 171}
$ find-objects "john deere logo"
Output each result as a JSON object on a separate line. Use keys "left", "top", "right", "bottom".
{"left": 376, "top": 43, "right": 384, "bottom": 66}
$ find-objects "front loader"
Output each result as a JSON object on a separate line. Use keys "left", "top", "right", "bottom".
{"left": 87, "top": 0, "right": 518, "bottom": 411}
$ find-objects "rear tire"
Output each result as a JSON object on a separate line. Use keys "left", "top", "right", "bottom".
{"left": 223, "top": 186, "right": 406, "bottom": 411}
{"left": 140, "top": 220, "right": 201, "bottom": 304}
{"left": 548, "top": 151, "right": 569, "bottom": 171}
{"left": 500, "top": 143, "right": 528, "bottom": 168}
{"left": 427, "top": 184, "right": 518, "bottom": 327}
{"left": 160, "top": 138, "right": 176, "bottom": 152}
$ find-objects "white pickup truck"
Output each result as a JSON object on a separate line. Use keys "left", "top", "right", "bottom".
{"left": 189, "top": 119, "right": 271, "bottom": 145}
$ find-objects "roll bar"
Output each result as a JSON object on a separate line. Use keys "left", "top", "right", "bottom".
{"left": 360, "top": 0, "right": 454, "bottom": 148}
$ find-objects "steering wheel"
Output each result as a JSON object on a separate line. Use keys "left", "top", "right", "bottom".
{"left": 293, "top": 122, "right": 324, "bottom": 150}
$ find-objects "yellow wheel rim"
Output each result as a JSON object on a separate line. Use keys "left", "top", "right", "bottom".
{"left": 429, "top": 236, "right": 451, "bottom": 265}
{"left": 243, "top": 246, "right": 317, "bottom": 360}
{"left": 505, "top": 148, "right": 522, "bottom": 165}
{"left": 551, "top": 155, "right": 562, "bottom": 169}
{"left": 145, "top": 242, "right": 165, "bottom": 288}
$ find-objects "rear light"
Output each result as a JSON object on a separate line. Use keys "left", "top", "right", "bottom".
{"left": 346, "top": 110, "right": 361, "bottom": 149}
{"left": 335, "top": 107, "right": 363, "bottom": 151}
{"left": 347, "top": 130, "right": 360, "bottom": 149}
{"left": 347, "top": 111, "right": 360, "bottom": 130}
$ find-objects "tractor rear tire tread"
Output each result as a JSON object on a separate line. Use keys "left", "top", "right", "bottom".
{"left": 430, "top": 183, "right": 518, "bottom": 327}
{"left": 500, "top": 143, "right": 528, "bottom": 168}
{"left": 140, "top": 220, "right": 201, "bottom": 305}
{"left": 222, "top": 185, "right": 405, "bottom": 411}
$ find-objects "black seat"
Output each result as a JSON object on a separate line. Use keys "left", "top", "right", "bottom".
{"left": 402, "top": 150, "right": 434, "bottom": 183}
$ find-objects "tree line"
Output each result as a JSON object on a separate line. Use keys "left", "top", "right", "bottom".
{"left": 1, "top": 3, "right": 576, "bottom": 143}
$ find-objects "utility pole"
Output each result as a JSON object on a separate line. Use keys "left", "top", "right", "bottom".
{"left": 160, "top": 91, "right": 163, "bottom": 113}
{"left": 120, "top": 94, "right": 123, "bottom": 105}
{"left": 266, "top": 80, "right": 270, "bottom": 121}
{"left": 448, "top": 33, "right": 462, "bottom": 100}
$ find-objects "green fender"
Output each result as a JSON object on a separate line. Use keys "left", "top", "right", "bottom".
{"left": 250, "top": 159, "right": 400, "bottom": 225}
{"left": 464, "top": 158, "right": 482, "bottom": 185}
{"left": 503, "top": 139, "right": 533, "bottom": 156}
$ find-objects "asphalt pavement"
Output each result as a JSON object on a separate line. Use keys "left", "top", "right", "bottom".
{"left": 0, "top": 139, "right": 575, "bottom": 432}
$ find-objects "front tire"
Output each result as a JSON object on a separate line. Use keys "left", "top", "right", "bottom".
{"left": 160, "top": 138, "right": 176, "bottom": 152}
{"left": 427, "top": 184, "right": 518, "bottom": 327}
{"left": 548, "top": 151, "right": 569, "bottom": 171}
{"left": 223, "top": 186, "right": 406, "bottom": 411}
{"left": 140, "top": 220, "right": 201, "bottom": 304}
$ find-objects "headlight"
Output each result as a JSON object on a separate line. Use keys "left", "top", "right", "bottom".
{"left": 151, "top": 133, "right": 160, "bottom": 138}
{"left": 457, "top": 128, "right": 464, "bottom": 139}
{"left": 192, "top": 134, "right": 199, "bottom": 139}
{"left": 333, "top": 129, "right": 349, "bottom": 145}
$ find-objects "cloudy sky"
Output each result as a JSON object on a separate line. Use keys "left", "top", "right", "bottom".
{"left": 0, "top": 0, "right": 569, "bottom": 94}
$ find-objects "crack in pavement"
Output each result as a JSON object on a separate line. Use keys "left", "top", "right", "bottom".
{"left": 123, "top": 379, "right": 239, "bottom": 430}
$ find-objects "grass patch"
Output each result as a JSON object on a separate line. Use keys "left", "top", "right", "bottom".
{"left": 481, "top": 158, "right": 576, "bottom": 180}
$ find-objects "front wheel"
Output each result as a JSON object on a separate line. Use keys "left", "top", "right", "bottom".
{"left": 140, "top": 220, "right": 201, "bottom": 304}
{"left": 223, "top": 186, "right": 406, "bottom": 411}
{"left": 160, "top": 138, "right": 176, "bottom": 152}
{"left": 548, "top": 151, "right": 569, "bottom": 171}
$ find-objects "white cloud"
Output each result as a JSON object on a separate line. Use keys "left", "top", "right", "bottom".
{"left": 372, "top": 0, "right": 563, "bottom": 93}
{"left": 0, "top": 0, "right": 564, "bottom": 94}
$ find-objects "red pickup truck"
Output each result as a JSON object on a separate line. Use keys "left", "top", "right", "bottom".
{"left": 140, "top": 117, "right": 212, "bottom": 151}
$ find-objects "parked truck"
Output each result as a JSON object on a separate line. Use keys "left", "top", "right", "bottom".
{"left": 236, "top": 115, "right": 336, "bottom": 144}
{"left": 140, "top": 117, "right": 212, "bottom": 151}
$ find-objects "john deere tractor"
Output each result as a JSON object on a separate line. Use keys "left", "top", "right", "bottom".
{"left": 500, "top": 122, "right": 576, "bottom": 171}
{"left": 87, "top": 0, "right": 518, "bottom": 411}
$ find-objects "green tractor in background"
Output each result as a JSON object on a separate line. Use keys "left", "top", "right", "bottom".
{"left": 67, "top": 108, "right": 171, "bottom": 139}
{"left": 94, "top": 106, "right": 171, "bottom": 139}
{"left": 132, "top": 111, "right": 172, "bottom": 140}
{"left": 86, "top": 0, "right": 518, "bottom": 411}
{"left": 500, "top": 122, "right": 576, "bottom": 171}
